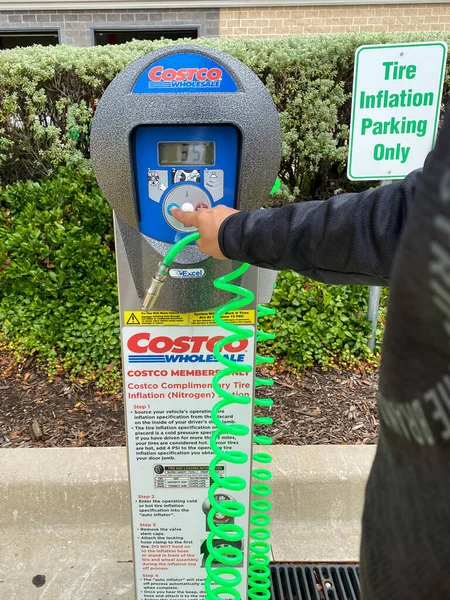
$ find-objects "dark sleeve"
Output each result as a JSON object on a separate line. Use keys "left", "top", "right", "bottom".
{"left": 359, "top": 94, "right": 450, "bottom": 600}
{"left": 218, "top": 169, "right": 421, "bottom": 286}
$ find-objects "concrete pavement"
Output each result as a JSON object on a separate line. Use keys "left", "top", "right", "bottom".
{"left": 0, "top": 445, "right": 375, "bottom": 599}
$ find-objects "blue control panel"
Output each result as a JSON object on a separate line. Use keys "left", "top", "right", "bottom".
{"left": 132, "top": 125, "right": 239, "bottom": 244}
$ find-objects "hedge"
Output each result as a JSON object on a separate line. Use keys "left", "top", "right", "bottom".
{"left": 3, "top": 33, "right": 434, "bottom": 387}
{"left": 0, "top": 168, "right": 122, "bottom": 390}
{"left": 259, "top": 271, "right": 381, "bottom": 369}
{"left": 1, "top": 32, "right": 449, "bottom": 200}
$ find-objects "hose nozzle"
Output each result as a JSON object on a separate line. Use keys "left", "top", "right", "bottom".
{"left": 142, "top": 263, "right": 170, "bottom": 312}
{"left": 141, "top": 232, "right": 200, "bottom": 312}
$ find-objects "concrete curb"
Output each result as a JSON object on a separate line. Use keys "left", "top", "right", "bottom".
{"left": 266, "top": 445, "right": 376, "bottom": 562}
{"left": 0, "top": 445, "right": 375, "bottom": 599}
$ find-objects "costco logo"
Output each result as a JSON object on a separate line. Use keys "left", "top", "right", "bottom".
{"left": 127, "top": 333, "right": 247, "bottom": 364}
{"left": 148, "top": 66, "right": 222, "bottom": 89}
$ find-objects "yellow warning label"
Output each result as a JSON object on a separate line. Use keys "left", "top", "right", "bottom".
{"left": 123, "top": 310, "right": 254, "bottom": 326}
{"left": 124, "top": 311, "right": 188, "bottom": 326}
{"left": 125, "top": 312, "right": 141, "bottom": 325}
{"left": 190, "top": 310, "right": 255, "bottom": 326}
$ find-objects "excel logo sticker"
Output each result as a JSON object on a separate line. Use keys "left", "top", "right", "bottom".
{"left": 169, "top": 268, "right": 205, "bottom": 279}
{"left": 348, "top": 42, "right": 448, "bottom": 181}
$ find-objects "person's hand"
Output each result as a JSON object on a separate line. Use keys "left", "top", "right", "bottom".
{"left": 170, "top": 205, "right": 238, "bottom": 259}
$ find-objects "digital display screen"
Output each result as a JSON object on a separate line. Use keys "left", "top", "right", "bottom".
{"left": 158, "top": 142, "right": 215, "bottom": 166}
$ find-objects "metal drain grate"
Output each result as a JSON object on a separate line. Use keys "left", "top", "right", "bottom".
{"left": 270, "top": 564, "right": 360, "bottom": 600}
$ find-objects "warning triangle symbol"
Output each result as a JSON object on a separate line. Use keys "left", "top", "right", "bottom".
{"left": 126, "top": 312, "right": 141, "bottom": 325}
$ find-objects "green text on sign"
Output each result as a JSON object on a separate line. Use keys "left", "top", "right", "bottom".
{"left": 347, "top": 42, "right": 447, "bottom": 181}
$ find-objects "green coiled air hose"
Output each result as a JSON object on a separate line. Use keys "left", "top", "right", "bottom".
{"left": 205, "top": 261, "right": 255, "bottom": 600}
{"left": 206, "top": 277, "right": 275, "bottom": 600}
{"left": 152, "top": 231, "right": 275, "bottom": 599}
{"left": 248, "top": 305, "right": 276, "bottom": 600}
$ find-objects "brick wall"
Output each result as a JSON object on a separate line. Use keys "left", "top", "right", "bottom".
{"left": 1, "top": 4, "right": 449, "bottom": 47}
{"left": 0, "top": 8, "right": 219, "bottom": 46}
{"left": 220, "top": 3, "right": 450, "bottom": 37}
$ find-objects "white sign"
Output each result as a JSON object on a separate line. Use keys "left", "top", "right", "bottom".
{"left": 123, "top": 324, "right": 254, "bottom": 600}
{"left": 348, "top": 42, "right": 447, "bottom": 181}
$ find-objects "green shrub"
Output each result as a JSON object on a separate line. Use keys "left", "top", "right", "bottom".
{"left": 1, "top": 32, "right": 449, "bottom": 200}
{"left": 0, "top": 167, "right": 121, "bottom": 389}
{"left": 259, "top": 271, "right": 382, "bottom": 369}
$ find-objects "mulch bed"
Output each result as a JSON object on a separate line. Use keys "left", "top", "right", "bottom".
{"left": 255, "top": 367, "right": 379, "bottom": 445}
{"left": 0, "top": 351, "right": 379, "bottom": 448}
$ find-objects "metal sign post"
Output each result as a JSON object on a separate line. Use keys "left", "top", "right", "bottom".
{"left": 348, "top": 41, "right": 448, "bottom": 348}
{"left": 91, "top": 45, "right": 281, "bottom": 600}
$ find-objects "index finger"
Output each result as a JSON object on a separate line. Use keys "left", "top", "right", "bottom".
{"left": 170, "top": 207, "right": 199, "bottom": 227}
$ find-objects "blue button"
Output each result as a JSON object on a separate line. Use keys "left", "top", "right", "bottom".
{"left": 166, "top": 203, "right": 179, "bottom": 215}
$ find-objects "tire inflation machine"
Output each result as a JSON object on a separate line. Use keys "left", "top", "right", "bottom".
{"left": 91, "top": 45, "right": 282, "bottom": 600}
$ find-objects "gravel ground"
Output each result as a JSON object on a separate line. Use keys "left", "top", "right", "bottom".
{"left": 0, "top": 352, "right": 379, "bottom": 448}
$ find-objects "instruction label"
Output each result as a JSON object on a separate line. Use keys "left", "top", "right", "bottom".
{"left": 154, "top": 465, "right": 225, "bottom": 489}
{"left": 125, "top": 311, "right": 189, "bottom": 326}
{"left": 124, "top": 324, "right": 254, "bottom": 599}
{"left": 124, "top": 310, "right": 255, "bottom": 326}
{"left": 348, "top": 42, "right": 447, "bottom": 180}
